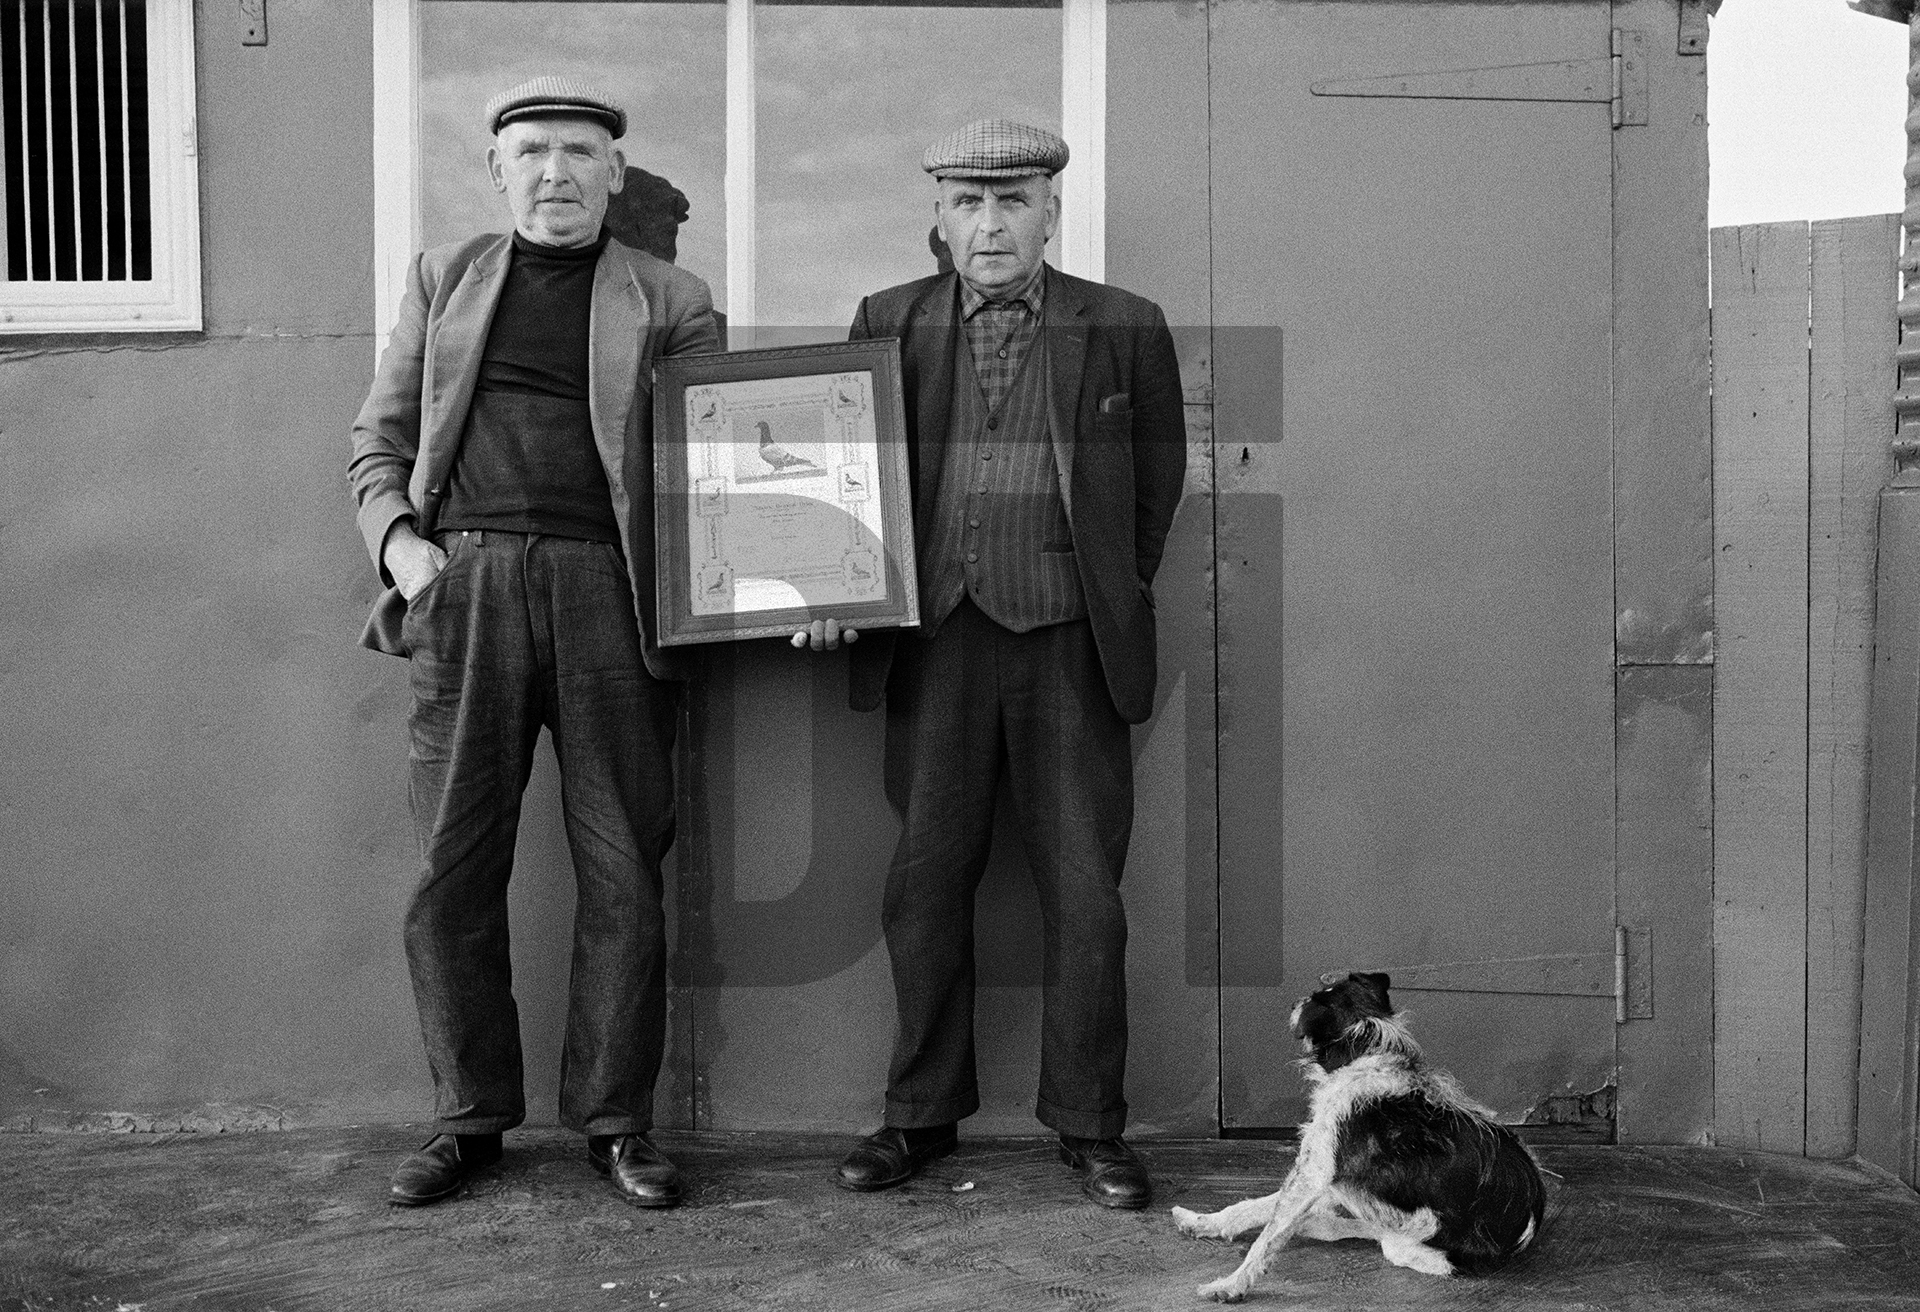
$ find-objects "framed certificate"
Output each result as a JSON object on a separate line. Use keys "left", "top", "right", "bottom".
{"left": 653, "top": 339, "right": 920, "bottom": 646}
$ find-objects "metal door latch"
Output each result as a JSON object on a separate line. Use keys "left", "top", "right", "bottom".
{"left": 1310, "top": 30, "right": 1648, "bottom": 129}
{"left": 1364, "top": 924, "right": 1653, "bottom": 1022}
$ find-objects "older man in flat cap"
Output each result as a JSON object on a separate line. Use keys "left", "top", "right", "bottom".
{"left": 349, "top": 76, "right": 717, "bottom": 1209}
{"left": 810, "top": 119, "right": 1185, "bottom": 1208}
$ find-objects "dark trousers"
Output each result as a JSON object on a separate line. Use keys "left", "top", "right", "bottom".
{"left": 401, "top": 529, "right": 678, "bottom": 1137}
{"left": 881, "top": 599, "right": 1134, "bottom": 1140}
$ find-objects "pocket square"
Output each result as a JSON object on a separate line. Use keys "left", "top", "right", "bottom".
{"left": 1100, "top": 392, "right": 1131, "bottom": 413}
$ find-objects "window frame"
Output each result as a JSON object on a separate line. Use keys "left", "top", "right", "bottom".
{"left": 0, "top": 0, "right": 201, "bottom": 334}
{"left": 370, "top": 0, "right": 1105, "bottom": 356}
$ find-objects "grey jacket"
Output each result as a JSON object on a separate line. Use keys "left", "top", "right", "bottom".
{"left": 348, "top": 232, "right": 719, "bottom": 675}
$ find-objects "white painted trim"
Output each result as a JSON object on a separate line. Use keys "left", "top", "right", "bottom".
{"left": 371, "top": 0, "right": 420, "bottom": 361}
{"left": 0, "top": 0, "right": 201, "bottom": 333}
{"left": 725, "top": 0, "right": 755, "bottom": 345}
{"left": 1059, "top": 0, "right": 1105, "bottom": 284}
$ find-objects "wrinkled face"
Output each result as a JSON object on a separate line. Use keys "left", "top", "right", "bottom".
{"left": 934, "top": 173, "right": 1059, "bottom": 297}
{"left": 488, "top": 115, "right": 626, "bottom": 248}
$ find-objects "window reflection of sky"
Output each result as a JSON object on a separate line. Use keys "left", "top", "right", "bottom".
{"left": 419, "top": 1, "right": 1063, "bottom": 337}
{"left": 756, "top": 4, "right": 1060, "bottom": 335}
{"left": 420, "top": 3, "right": 729, "bottom": 304}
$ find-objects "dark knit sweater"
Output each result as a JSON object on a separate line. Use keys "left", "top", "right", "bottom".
{"left": 438, "top": 229, "right": 619, "bottom": 544}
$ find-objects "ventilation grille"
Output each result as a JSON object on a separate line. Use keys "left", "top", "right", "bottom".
{"left": 2, "top": 0, "right": 150, "bottom": 283}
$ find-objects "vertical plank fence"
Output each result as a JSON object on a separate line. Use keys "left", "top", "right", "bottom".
{"left": 1862, "top": 174, "right": 1920, "bottom": 1183}
{"left": 1713, "top": 221, "right": 1812, "bottom": 1156}
{"left": 1808, "top": 215, "right": 1901, "bottom": 1160}
{"left": 1711, "top": 215, "right": 1898, "bottom": 1159}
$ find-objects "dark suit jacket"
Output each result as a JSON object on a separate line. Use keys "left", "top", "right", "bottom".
{"left": 847, "top": 266, "right": 1186, "bottom": 725}
{"left": 348, "top": 232, "right": 719, "bottom": 678}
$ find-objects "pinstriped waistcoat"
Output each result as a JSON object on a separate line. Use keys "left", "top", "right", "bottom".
{"left": 916, "top": 314, "right": 1086, "bottom": 636}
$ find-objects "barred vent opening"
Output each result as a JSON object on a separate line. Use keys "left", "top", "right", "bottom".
{"left": 2, "top": 0, "right": 150, "bottom": 283}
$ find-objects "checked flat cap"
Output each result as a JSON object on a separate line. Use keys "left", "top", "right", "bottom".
{"left": 922, "top": 119, "right": 1069, "bottom": 179}
{"left": 485, "top": 76, "right": 626, "bottom": 139}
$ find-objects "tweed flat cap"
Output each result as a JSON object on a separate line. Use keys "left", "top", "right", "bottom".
{"left": 922, "top": 119, "right": 1068, "bottom": 179}
{"left": 485, "top": 76, "right": 626, "bottom": 139}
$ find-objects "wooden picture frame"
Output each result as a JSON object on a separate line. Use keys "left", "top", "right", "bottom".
{"left": 653, "top": 339, "right": 920, "bottom": 646}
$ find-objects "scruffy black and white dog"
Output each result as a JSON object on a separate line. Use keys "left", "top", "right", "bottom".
{"left": 1172, "top": 972, "right": 1545, "bottom": 1302}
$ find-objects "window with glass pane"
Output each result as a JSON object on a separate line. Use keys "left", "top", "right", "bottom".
{"left": 419, "top": 0, "right": 729, "bottom": 309}
{"left": 754, "top": 0, "right": 1062, "bottom": 340}
{"left": 414, "top": 0, "right": 1071, "bottom": 341}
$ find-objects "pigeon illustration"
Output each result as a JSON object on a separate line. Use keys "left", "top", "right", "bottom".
{"left": 757, "top": 421, "right": 819, "bottom": 473}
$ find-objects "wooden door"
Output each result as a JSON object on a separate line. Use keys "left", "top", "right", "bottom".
{"left": 1212, "top": 0, "right": 1624, "bottom": 1128}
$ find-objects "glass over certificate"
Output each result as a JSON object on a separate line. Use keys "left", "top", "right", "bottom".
{"left": 653, "top": 340, "right": 919, "bottom": 645}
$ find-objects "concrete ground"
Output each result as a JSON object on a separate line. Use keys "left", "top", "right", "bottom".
{"left": 3, "top": 1128, "right": 1919, "bottom": 1311}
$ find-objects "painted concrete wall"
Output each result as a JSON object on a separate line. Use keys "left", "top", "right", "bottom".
{"left": 0, "top": 0, "right": 413, "bottom": 1130}
{"left": 0, "top": 0, "right": 1222, "bottom": 1136}
{"left": 666, "top": 0, "right": 1220, "bottom": 1137}
{"left": 1, "top": 0, "right": 1737, "bottom": 1149}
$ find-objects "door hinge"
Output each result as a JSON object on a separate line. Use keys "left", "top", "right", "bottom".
{"left": 1365, "top": 924, "right": 1652, "bottom": 1021}
{"left": 1616, "top": 923, "right": 1653, "bottom": 1022}
{"left": 1309, "top": 29, "right": 1646, "bottom": 130}
{"left": 1611, "top": 29, "right": 1647, "bottom": 128}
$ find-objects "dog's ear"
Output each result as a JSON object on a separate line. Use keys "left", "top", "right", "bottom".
{"left": 1352, "top": 972, "right": 1393, "bottom": 1007}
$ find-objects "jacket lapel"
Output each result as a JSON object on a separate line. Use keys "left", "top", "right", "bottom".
{"left": 909, "top": 274, "right": 961, "bottom": 532}
{"left": 423, "top": 236, "right": 510, "bottom": 469}
{"left": 1044, "top": 267, "right": 1089, "bottom": 518}
{"left": 589, "top": 245, "right": 649, "bottom": 507}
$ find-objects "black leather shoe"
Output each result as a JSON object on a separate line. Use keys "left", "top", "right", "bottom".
{"left": 1059, "top": 1136, "right": 1152, "bottom": 1209}
{"left": 835, "top": 1125, "right": 958, "bottom": 1192}
{"left": 387, "top": 1132, "right": 502, "bottom": 1207}
{"left": 587, "top": 1133, "right": 682, "bottom": 1209}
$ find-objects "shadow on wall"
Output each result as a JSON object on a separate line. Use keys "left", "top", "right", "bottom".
{"left": 605, "top": 165, "right": 690, "bottom": 264}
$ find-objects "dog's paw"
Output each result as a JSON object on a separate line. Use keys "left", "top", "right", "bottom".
{"left": 1171, "top": 1205, "right": 1212, "bottom": 1236}
{"left": 1197, "top": 1276, "right": 1250, "bottom": 1303}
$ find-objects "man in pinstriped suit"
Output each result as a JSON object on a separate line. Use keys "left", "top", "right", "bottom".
{"left": 801, "top": 120, "right": 1186, "bottom": 1208}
